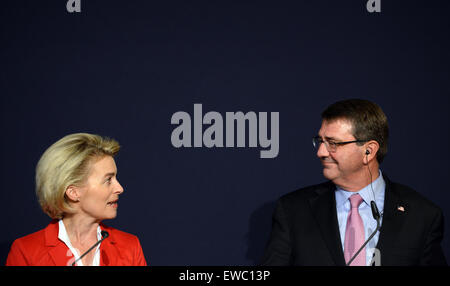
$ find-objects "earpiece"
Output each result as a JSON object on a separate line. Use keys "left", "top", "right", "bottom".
{"left": 365, "top": 150, "right": 370, "bottom": 155}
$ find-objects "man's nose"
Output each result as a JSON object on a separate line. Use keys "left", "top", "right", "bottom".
{"left": 316, "top": 141, "right": 329, "bottom": 158}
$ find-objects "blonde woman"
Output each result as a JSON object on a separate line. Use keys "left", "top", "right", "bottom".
{"left": 6, "top": 133, "right": 147, "bottom": 266}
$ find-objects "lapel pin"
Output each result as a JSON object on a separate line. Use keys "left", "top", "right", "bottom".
{"left": 397, "top": 206, "right": 405, "bottom": 212}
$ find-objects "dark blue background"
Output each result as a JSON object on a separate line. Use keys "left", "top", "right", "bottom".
{"left": 1, "top": 0, "right": 449, "bottom": 265}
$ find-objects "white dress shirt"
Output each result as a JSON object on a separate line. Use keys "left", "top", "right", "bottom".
{"left": 58, "top": 219, "right": 102, "bottom": 266}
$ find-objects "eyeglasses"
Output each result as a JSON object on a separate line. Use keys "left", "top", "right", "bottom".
{"left": 312, "top": 136, "right": 367, "bottom": 153}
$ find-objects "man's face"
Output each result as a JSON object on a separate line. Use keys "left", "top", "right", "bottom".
{"left": 316, "top": 119, "right": 365, "bottom": 187}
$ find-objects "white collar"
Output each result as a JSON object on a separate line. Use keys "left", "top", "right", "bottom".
{"left": 58, "top": 219, "right": 102, "bottom": 266}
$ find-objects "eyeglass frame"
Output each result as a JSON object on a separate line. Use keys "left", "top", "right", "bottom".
{"left": 312, "top": 136, "right": 368, "bottom": 152}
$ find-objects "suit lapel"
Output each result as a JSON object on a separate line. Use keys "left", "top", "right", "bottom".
{"left": 47, "top": 243, "right": 74, "bottom": 266}
{"left": 309, "top": 182, "right": 346, "bottom": 266}
{"left": 99, "top": 225, "right": 122, "bottom": 266}
{"left": 376, "top": 177, "right": 407, "bottom": 251}
{"left": 43, "top": 220, "right": 74, "bottom": 266}
{"left": 100, "top": 240, "right": 121, "bottom": 266}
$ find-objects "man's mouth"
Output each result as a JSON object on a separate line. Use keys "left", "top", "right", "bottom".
{"left": 321, "top": 159, "right": 337, "bottom": 166}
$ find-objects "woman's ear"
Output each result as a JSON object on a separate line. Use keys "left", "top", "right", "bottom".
{"left": 65, "top": 185, "right": 81, "bottom": 202}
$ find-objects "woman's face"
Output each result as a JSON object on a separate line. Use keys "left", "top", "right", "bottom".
{"left": 77, "top": 156, "right": 124, "bottom": 221}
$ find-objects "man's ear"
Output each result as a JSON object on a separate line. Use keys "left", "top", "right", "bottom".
{"left": 364, "top": 140, "right": 380, "bottom": 164}
{"left": 65, "top": 185, "right": 81, "bottom": 202}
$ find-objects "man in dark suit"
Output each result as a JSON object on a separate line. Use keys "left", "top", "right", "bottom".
{"left": 262, "top": 99, "right": 447, "bottom": 266}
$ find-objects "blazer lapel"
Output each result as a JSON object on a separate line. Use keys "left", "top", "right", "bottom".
{"left": 100, "top": 225, "right": 122, "bottom": 266}
{"left": 47, "top": 243, "right": 74, "bottom": 266}
{"left": 309, "top": 182, "right": 346, "bottom": 266}
{"left": 43, "top": 220, "right": 75, "bottom": 266}
{"left": 376, "top": 176, "right": 407, "bottom": 251}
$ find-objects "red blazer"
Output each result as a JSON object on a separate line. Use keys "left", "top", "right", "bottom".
{"left": 6, "top": 220, "right": 147, "bottom": 266}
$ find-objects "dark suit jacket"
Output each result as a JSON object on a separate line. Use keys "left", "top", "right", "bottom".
{"left": 5, "top": 220, "right": 147, "bottom": 266}
{"left": 262, "top": 176, "right": 447, "bottom": 266}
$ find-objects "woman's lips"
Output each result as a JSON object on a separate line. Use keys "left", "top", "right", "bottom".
{"left": 107, "top": 199, "right": 118, "bottom": 208}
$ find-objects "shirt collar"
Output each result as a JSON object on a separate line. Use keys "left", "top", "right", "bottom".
{"left": 58, "top": 219, "right": 102, "bottom": 243}
{"left": 335, "top": 169, "right": 385, "bottom": 207}
{"left": 58, "top": 220, "right": 103, "bottom": 266}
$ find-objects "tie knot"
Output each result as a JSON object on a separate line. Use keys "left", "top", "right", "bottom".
{"left": 349, "top": 194, "right": 363, "bottom": 209}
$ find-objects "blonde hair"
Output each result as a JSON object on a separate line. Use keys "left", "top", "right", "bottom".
{"left": 36, "top": 133, "right": 120, "bottom": 219}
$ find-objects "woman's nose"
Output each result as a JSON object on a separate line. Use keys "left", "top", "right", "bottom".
{"left": 115, "top": 180, "right": 124, "bottom": 194}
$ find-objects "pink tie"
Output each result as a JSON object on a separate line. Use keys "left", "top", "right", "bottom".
{"left": 344, "top": 194, "right": 365, "bottom": 266}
